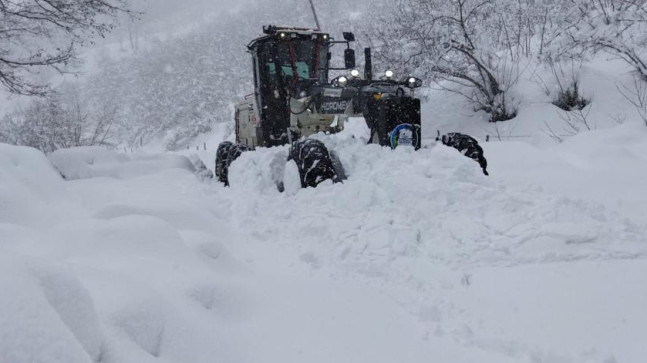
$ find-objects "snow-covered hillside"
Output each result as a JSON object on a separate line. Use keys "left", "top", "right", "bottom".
{"left": 2, "top": 104, "right": 647, "bottom": 362}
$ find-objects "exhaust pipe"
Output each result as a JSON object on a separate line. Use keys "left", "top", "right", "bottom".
{"left": 364, "top": 48, "right": 373, "bottom": 81}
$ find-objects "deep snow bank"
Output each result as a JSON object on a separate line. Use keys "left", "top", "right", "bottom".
{"left": 0, "top": 144, "right": 101, "bottom": 363}
{"left": 49, "top": 146, "right": 196, "bottom": 180}
{"left": 227, "top": 122, "right": 644, "bottom": 271}
{"left": 223, "top": 122, "right": 647, "bottom": 362}
{"left": 0, "top": 143, "right": 77, "bottom": 228}
{"left": 2, "top": 127, "right": 647, "bottom": 363}
{"left": 0, "top": 144, "right": 243, "bottom": 363}
{"left": 485, "top": 121, "right": 647, "bottom": 223}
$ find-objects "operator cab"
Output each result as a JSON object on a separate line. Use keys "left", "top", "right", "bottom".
{"left": 247, "top": 26, "right": 332, "bottom": 145}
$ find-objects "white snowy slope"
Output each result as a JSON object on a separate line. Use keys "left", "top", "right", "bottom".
{"left": 2, "top": 109, "right": 647, "bottom": 363}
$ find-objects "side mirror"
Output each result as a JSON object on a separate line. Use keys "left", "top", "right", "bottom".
{"left": 405, "top": 77, "right": 423, "bottom": 89}
{"left": 344, "top": 49, "right": 356, "bottom": 69}
{"left": 343, "top": 32, "right": 355, "bottom": 42}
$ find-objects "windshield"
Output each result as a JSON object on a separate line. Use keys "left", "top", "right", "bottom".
{"left": 268, "top": 62, "right": 310, "bottom": 79}
{"left": 268, "top": 38, "right": 325, "bottom": 81}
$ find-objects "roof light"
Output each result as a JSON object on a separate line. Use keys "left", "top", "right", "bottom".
{"left": 351, "top": 69, "right": 360, "bottom": 78}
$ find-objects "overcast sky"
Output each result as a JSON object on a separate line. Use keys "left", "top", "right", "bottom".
{"left": 126, "top": 0, "right": 247, "bottom": 29}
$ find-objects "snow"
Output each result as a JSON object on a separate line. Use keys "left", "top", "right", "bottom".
{"left": 49, "top": 147, "right": 196, "bottom": 180}
{"left": 2, "top": 66, "right": 647, "bottom": 363}
{"left": 425, "top": 58, "right": 640, "bottom": 142}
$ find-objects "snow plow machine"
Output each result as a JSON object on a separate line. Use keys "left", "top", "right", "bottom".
{"left": 216, "top": 25, "right": 487, "bottom": 190}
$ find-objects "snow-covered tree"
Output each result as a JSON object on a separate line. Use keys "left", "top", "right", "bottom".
{"left": 0, "top": 89, "right": 115, "bottom": 152}
{"left": 553, "top": 0, "right": 647, "bottom": 79}
{"left": 0, "top": 0, "right": 131, "bottom": 95}
{"left": 368, "top": 0, "right": 531, "bottom": 121}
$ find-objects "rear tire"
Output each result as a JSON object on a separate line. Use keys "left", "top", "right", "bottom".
{"left": 215, "top": 142, "right": 249, "bottom": 186}
{"left": 215, "top": 141, "right": 233, "bottom": 185}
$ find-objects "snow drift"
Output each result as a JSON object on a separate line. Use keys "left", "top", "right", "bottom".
{"left": 3, "top": 113, "right": 647, "bottom": 362}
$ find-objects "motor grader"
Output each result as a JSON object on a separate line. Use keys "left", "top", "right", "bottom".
{"left": 216, "top": 25, "right": 487, "bottom": 189}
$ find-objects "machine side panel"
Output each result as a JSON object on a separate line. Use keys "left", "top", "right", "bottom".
{"left": 235, "top": 99, "right": 261, "bottom": 149}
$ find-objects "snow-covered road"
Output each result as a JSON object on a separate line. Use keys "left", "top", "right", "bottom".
{"left": 1, "top": 121, "right": 647, "bottom": 363}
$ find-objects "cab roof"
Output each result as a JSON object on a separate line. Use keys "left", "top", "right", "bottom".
{"left": 247, "top": 25, "right": 329, "bottom": 50}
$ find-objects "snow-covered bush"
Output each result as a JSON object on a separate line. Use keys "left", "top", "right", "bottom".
{"left": 548, "top": 60, "right": 590, "bottom": 111}
{"left": 617, "top": 78, "right": 647, "bottom": 126}
{"left": 553, "top": 82, "right": 589, "bottom": 112}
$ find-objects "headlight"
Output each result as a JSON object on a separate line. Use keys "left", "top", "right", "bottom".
{"left": 338, "top": 76, "right": 348, "bottom": 86}
{"left": 280, "top": 32, "right": 286, "bottom": 38}
{"left": 405, "top": 77, "right": 422, "bottom": 88}
{"left": 385, "top": 70, "right": 394, "bottom": 79}
{"left": 350, "top": 69, "right": 360, "bottom": 78}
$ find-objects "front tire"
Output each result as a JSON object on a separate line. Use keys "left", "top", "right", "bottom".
{"left": 289, "top": 139, "right": 342, "bottom": 188}
{"left": 439, "top": 133, "right": 489, "bottom": 176}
